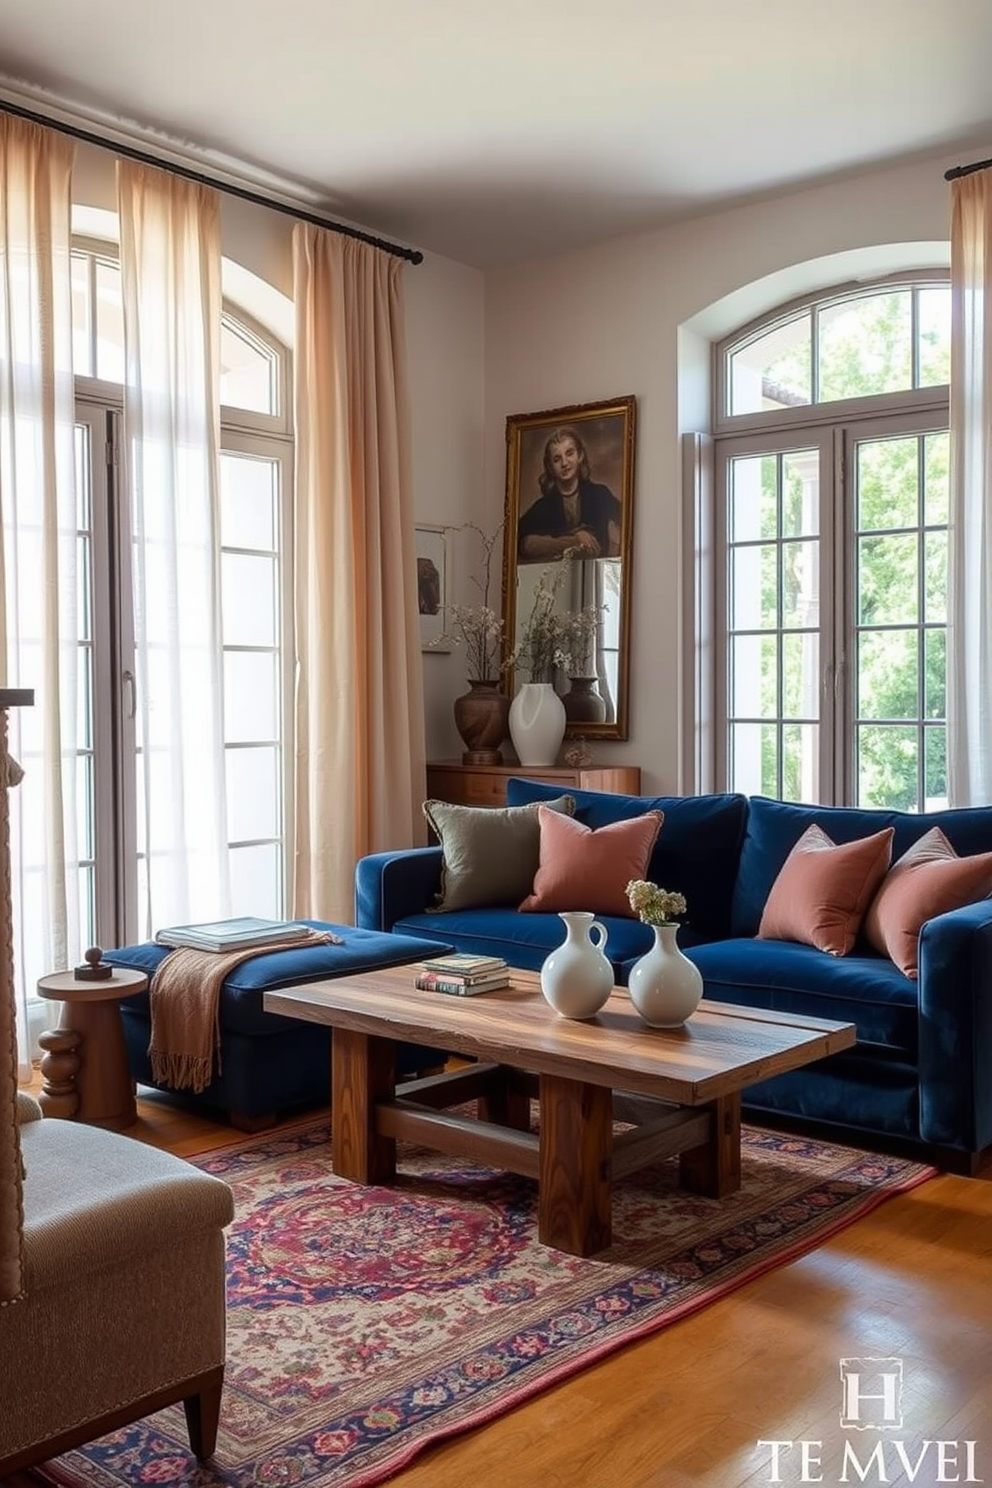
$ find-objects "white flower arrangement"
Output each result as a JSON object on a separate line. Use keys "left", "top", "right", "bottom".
{"left": 510, "top": 548, "right": 604, "bottom": 684}
{"left": 625, "top": 879, "right": 688, "bottom": 926}
{"left": 429, "top": 523, "right": 507, "bottom": 682}
{"left": 555, "top": 601, "right": 605, "bottom": 678}
{"left": 430, "top": 529, "right": 604, "bottom": 687}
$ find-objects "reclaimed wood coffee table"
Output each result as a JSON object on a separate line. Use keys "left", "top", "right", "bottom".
{"left": 264, "top": 966, "right": 856, "bottom": 1257}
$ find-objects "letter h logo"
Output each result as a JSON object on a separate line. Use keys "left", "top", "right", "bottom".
{"left": 839, "top": 1357, "right": 904, "bottom": 1430}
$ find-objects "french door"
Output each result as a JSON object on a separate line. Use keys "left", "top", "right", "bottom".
{"left": 70, "top": 395, "right": 293, "bottom": 958}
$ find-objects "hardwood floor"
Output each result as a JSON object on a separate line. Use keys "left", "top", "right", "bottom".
{"left": 19, "top": 1076, "right": 992, "bottom": 1488}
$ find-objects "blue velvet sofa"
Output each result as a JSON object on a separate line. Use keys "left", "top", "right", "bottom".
{"left": 106, "top": 922, "right": 452, "bottom": 1129}
{"left": 355, "top": 783, "right": 992, "bottom": 1171}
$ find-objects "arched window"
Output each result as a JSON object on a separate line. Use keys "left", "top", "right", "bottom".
{"left": 711, "top": 274, "right": 949, "bottom": 810}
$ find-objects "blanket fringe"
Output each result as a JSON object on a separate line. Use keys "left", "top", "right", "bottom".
{"left": 149, "top": 1049, "right": 215, "bottom": 1095}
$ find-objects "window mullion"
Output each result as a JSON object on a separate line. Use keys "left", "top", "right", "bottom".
{"left": 830, "top": 428, "right": 851, "bottom": 808}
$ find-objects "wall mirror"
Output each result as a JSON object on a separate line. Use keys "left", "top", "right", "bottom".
{"left": 501, "top": 395, "right": 636, "bottom": 740}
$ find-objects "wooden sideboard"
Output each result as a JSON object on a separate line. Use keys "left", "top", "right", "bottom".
{"left": 425, "top": 760, "right": 641, "bottom": 809}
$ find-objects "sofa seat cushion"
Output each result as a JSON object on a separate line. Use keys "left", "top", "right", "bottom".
{"left": 742, "top": 1053, "right": 920, "bottom": 1142}
{"left": 107, "top": 922, "right": 454, "bottom": 1038}
{"left": 393, "top": 906, "right": 657, "bottom": 976}
{"left": 506, "top": 780, "right": 747, "bottom": 943}
{"left": 733, "top": 795, "right": 992, "bottom": 938}
{"left": 673, "top": 938, "right": 919, "bottom": 1056}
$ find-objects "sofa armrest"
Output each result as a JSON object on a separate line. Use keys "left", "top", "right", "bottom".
{"left": 354, "top": 847, "right": 444, "bottom": 932}
{"left": 917, "top": 898, "right": 992, "bottom": 1152}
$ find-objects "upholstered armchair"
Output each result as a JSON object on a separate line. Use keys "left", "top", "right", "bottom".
{"left": 0, "top": 691, "right": 236, "bottom": 1477}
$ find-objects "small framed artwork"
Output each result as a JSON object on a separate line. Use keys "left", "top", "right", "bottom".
{"left": 415, "top": 524, "right": 449, "bottom": 651}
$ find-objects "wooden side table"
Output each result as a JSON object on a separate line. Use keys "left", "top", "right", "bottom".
{"left": 37, "top": 968, "right": 147, "bottom": 1131}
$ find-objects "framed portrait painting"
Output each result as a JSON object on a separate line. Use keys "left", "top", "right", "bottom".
{"left": 502, "top": 395, "right": 636, "bottom": 740}
{"left": 415, "top": 524, "right": 449, "bottom": 651}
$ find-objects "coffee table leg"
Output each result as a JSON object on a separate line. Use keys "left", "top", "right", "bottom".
{"left": 679, "top": 1092, "right": 742, "bottom": 1198}
{"left": 538, "top": 1073, "right": 612, "bottom": 1256}
{"left": 331, "top": 1029, "right": 396, "bottom": 1184}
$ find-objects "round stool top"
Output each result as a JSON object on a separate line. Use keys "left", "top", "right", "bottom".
{"left": 37, "top": 967, "right": 149, "bottom": 1002}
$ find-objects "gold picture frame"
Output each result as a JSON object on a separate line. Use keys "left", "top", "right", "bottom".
{"left": 502, "top": 395, "right": 636, "bottom": 739}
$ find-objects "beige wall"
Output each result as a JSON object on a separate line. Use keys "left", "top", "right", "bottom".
{"left": 483, "top": 146, "right": 986, "bottom": 795}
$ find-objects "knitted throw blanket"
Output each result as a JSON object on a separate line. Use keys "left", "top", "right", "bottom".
{"left": 148, "top": 929, "right": 342, "bottom": 1093}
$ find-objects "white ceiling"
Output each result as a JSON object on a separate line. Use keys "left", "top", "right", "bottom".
{"left": 1, "top": 0, "right": 991, "bottom": 267}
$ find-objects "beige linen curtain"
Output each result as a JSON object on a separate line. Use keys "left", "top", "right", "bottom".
{"left": 0, "top": 118, "right": 77, "bottom": 1077}
{"left": 948, "top": 170, "right": 992, "bottom": 806}
{"left": 292, "top": 228, "right": 426, "bottom": 924}
{"left": 1, "top": 717, "right": 24, "bottom": 1303}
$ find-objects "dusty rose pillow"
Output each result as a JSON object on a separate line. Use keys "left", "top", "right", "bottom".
{"left": 864, "top": 826, "right": 992, "bottom": 978}
{"left": 519, "top": 805, "right": 664, "bottom": 917}
{"left": 757, "top": 823, "right": 894, "bottom": 956}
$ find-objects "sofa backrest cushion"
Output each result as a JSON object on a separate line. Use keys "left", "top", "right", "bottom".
{"left": 732, "top": 795, "right": 992, "bottom": 938}
{"left": 757, "top": 822, "right": 894, "bottom": 955}
{"left": 519, "top": 805, "right": 664, "bottom": 916}
{"left": 505, "top": 780, "right": 748, "bottom": 941}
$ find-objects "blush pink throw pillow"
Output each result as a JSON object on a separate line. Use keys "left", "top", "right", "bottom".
{"left": 519, "top": 806, "right": 664, "bottom": 917}
{"left": 758, "top": 823, "right": 894, "bottom": 956}
{"left": 864, "top": 826, "right": 992, "bottom": 978}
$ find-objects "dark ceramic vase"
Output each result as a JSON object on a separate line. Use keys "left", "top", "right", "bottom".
{"left": 562, "top": 676, "right": 607, "bottom": 725}
{"left": 453, "top": 679, "right": 511, "bottom": 764}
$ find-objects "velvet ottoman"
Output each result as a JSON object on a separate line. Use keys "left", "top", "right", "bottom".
{"left": 105, "top": 921, "right": 451, "bottom": 1129}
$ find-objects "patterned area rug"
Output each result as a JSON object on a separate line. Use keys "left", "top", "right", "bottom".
{"left": 35, "top": 1118, "right": 932, "bottom": 1488}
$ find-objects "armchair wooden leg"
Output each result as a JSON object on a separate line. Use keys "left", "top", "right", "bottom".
{"left": 182, "top": 1367, "right": 225, "bottom": 1459}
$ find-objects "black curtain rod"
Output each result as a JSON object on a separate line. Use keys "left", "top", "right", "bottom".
{"left": 944, "top": 154, "right": 992, "bottom": 182}
{"left": 0, "top": 96, "right": 423, "bottom": 265}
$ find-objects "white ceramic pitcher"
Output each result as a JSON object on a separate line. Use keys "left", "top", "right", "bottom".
{"left": 540, "top": 911, "right": 613, "bottom": 1020}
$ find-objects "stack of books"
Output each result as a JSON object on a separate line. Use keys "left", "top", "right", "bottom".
{"left": 414, "top": 953, "right": 510, "bottom": 996}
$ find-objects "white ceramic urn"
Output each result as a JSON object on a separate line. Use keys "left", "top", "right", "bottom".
{"left": 540, "top": 911, "right": 614, "bottom": 1020}
{"left": 508, "top": 682, "right": 567, "bottom": 768}
{"left": 627, "top": 923, "right": 703, "bottom": 1028}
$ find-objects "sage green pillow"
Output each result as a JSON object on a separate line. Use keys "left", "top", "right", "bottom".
{"left": 424, "top": 795, "right": 576, "bottom": 912}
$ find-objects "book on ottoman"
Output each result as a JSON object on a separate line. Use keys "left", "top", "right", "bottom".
{"left": 155, "top": 917, "right": 311, "bottom": 953}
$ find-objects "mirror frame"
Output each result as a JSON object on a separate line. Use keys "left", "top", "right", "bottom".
{"left": 501, "top": 394, "right": 636, "bottom": 740}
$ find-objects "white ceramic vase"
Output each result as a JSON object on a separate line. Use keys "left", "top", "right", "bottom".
{"left": 508, "top": 682, "right": 567, "bottom": 768}
{"left": 540, "top": 911, "right": 613, "bottom": 1020}
{"left": 627, "top": 923, "right": 703, "bottom": 1028}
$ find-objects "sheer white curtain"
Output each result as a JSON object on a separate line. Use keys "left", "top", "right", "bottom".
{"left": 0, "top": 118, "right": 78, "bottom": 1075}
{"left": 948, "top": 170, "right": 992, "bottom": 806}
{"left": 117, "top": 163, "right": 230, "bottom": 935}
{"left": 292, "top": 228, "right": 426, "bottom": 925}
